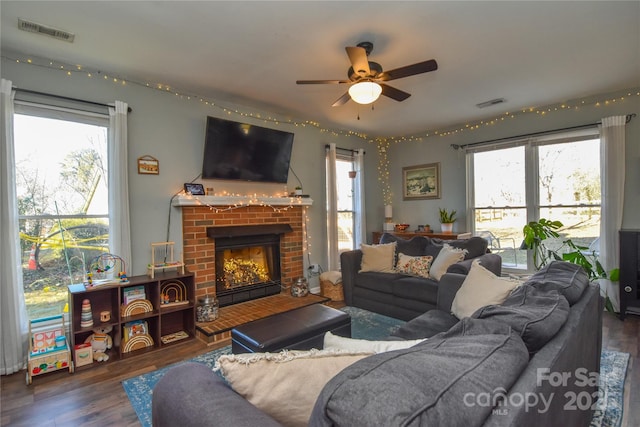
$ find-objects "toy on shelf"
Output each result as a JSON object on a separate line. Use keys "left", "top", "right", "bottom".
{"left": 160, "top": 330, "right": 189, "bottom": 344}
{"left": 74, "top": 343, "right": 93, "bottom": 367}
{"left": 160, "top": 279, "right": 189, "bottom": 308}
{"left": 121, "top": 299, "right": 154, "bottom": 317}
{"left": 84, "top": 325, "right": 113, "bottom": 362}
{"left": 26, "top": 315, "right": 74, "bottom": 384}
{"left": 147, "top": 241, "right": 185, "bottom": 278}
{"left": 85, "top": 253, "right": 129, "bottom": 288}
{"left": 80, "top": 299, "right": 94, "bottom": 328}
{"left": 122, "top": 320, "right": 154, "bottom": 353}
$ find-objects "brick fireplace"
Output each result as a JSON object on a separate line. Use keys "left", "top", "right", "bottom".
{"left": 178, "top": 198, "right": 308, "bottom": 303}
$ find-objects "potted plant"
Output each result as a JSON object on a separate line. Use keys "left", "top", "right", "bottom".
{"left": 294, "top": 186, "right": 303, "bottom": 196}
{"left": 438, "top": 208, "right": 456, "bottom": 233}
{"left": 522, "top": 218, "right": 615, "bottom": 312}
{"left": 424, "top": 224, "right": 431, "bottom": 233}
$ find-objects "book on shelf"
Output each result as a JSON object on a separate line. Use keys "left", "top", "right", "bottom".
{"left": 123, "top": 285, "right": 146, "bottom": 305}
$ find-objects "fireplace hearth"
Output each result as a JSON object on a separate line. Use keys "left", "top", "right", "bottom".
{"left": 208, "top": 224, "right": 293, "bottom": 306}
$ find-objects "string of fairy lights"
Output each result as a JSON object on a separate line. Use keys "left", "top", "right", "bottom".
{"left": 177, "top": 192, "right": 313, "bottom": 267}
{"left": 5, "top": 54, "right": 639, "bottom": 209}
{"left": 178, "top": 192, "right": 310, "bottom": 213}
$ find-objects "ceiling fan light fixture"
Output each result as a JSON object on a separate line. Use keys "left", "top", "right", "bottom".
{"left": 348, "top": 81, "right": 382, "bottom": 105}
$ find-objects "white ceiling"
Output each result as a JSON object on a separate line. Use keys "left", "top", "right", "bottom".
{"left": 1, "top": 1, "right": 639, "bottom": 137}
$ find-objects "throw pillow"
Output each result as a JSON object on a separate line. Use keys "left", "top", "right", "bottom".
{"left": 526, "top": 260, "right": 589, "bottom": 305}
{"left": 359, "top": 242, "right": 397, "bottom": 273}
{"left": 323, "top": 331, "right": 426, "bottom": 353}
{"left": 396, "top": 252, "right": 434, "bottom": 278}
{"left": 472, "top": 284, "right": 570, "bottom": 354}
{"left": 215, "top": 349, "right": 370, "bottom": 427}
{"left": 451, "top": 259, "right": 521, "bottom": 319}
{"left": 429, "top": 244, "right": 467, "bottom": 280}
{"left": 311, "top": 318, "right": 529, "bottom": 427}
{"left": 379, "top": 234, "right": 430, "bottom": 264}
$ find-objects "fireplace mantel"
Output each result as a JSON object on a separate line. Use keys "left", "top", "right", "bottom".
{"left": 207, "top": 224, "right": 293, "bottom": 239}
{"left": 173, "top": 195, "right": 313, "bottom": 207}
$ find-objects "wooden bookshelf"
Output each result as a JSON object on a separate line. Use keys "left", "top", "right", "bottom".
{"left": 67, "top": 270, "right": 195, "bottom": 368}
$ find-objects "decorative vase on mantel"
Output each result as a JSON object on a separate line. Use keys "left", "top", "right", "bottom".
{"left": 441, "top": 222, "right": 454, "bottom": 234}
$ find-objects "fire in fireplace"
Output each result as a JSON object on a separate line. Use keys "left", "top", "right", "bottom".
{"left": 223, "top": 250, "right": 270, "bottom": 289}
{"left": 208, "top": 224, "right": 292, "bottom": 306}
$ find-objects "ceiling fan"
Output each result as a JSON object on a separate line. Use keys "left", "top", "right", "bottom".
{"left": 296, "top": 41, "right": 438, "bottom": 107}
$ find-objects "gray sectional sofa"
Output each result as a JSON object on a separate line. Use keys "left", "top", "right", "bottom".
{"left": 341, "top": 233, "right": 502, "bottom": 320}
{"left": 152, "top": 261, "right": 603, "bottom": 427}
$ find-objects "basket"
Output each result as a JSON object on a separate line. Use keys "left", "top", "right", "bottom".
{"left": 320, "top": 280, "right": 344, "bottom": 302}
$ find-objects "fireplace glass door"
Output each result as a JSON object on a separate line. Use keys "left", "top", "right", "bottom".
{"left": 214, "top": 234, "right": 282, "bottom": 306}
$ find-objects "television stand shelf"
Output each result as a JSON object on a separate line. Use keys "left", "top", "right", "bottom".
{"left": 68, "top": 270, "right": 195, "bottom": 368}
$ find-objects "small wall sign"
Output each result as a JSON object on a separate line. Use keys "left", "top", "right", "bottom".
{"left": 137, "top": 155, "right": 159, "bottom": 175}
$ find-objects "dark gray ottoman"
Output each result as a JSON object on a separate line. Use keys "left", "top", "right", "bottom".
{"left": 231, "top": 304, "right": 351, "bottom": 353}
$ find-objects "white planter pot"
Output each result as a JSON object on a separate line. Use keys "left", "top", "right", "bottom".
{"left": 441, "top": 222, "right": 454, "bottom": 233}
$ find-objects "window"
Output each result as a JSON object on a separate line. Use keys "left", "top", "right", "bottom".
{"left": 468, "top": 129, "right": 601, "bottom": 271}
{"left": 335, "top": 155, "right": 356, "bottom": 253}
{"left": 14, "top": 105, "right": 110, "bottom": 319}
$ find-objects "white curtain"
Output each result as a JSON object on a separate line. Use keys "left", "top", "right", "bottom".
{"left": 353, "top": 148, "right": 366, "bottom": 247}
{"left": 0, "top": 79, "right": 29, "bottom": 375}
{"left": 599, "top": 115, "right": 626, "bottom": 312}
{"left": 326, "top": 143, "right": 339, "bottom": 271}
{"left": 108, "top": 101, "right": 132, "bottom": 271}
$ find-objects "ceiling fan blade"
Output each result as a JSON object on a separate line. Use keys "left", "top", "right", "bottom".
{"left": 296, "top": 79, "right": 350, "bottom": 84}
{"left": 345, "top": 46, "right": 371, "bottom": 76}
{"left": 380, "top": 84, "right": 411, "bottom": 102}
{"left": 331, "top": 91, "right": 351, "bottom": 107}
{"left": 379, "top": 59, "right": 438, "bottom": 81}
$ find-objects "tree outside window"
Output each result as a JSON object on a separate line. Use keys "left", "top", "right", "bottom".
{"left": 14, "top": 113, "right": 109, "bottom": 319}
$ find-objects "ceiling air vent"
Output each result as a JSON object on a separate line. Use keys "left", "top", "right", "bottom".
{"left": 18, "top": 18, "right": 75, "bottom": 43}
{"left": 476, "top": 98, "right": 506, "bottom": 109}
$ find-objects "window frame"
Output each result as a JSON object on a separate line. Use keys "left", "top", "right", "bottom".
{"left": 14, "top": 100, "right": 111, "bottom": 319}
{"left": 335, "top": 153, "right": 356, "bottom": 252}
{"left": 466, "top": 127, "right": 601, "bottom": 272}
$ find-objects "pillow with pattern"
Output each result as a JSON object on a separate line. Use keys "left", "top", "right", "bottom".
{"left": 396, "top": 252, "right": 434, "bottom": 278}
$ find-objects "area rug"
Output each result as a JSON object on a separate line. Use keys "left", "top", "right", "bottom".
{"left": 123, "top": 307, "right": 628, "bottom": 427}
{"left": 590, "top": 350, "right": 630, "bottom": 427}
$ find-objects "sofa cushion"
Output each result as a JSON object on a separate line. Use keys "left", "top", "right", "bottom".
{"left": 359, "top": 242, "right": 396, "bottom": 273}
{"left": 379, "top": 233, "right": 430, "bottom": 261}
{"left": 430, "top": 244, "right": 468, "bottom": 280}
{"left": 354, "top": 271, "right": 400, "bottom": 294}
{"left": 323, "top": 331, "right": 426, "bottom": 353}
{"left": 451, "top": 259, "right": 521, "bottom": 318}
{"left": 424, "top": 236, "right": 488, "bottom": 260}
{"left": 396, "top": 252, "right": 433, "bottom": 278}
{"left": 472, "top": 284, "right": 570, "bottom": 354}
{"left": 310, "top": 318, "right": 529, "bottom": 427}
{"left": 448, "top": 236, "right": 489, "bottom": 259}
{"left": 525, "top": 261, "right": 589, "bottom": 305}
{"left": 392, "top": 275, "right": 439, "bottom": 303}
{"left": 390, "top": 309, "right": 459, "bottom": 340}
{"left": 216, "top": 349, "right": 370, "bottom": 427}
{"left": 152, "top": 362, "right": 283, "bottom": 427}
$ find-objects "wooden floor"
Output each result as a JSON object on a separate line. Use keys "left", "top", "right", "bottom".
{"left": 2, "top": 311, "right": 638, "bottom": 427}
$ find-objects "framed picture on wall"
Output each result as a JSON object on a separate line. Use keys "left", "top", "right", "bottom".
{"left": 402, "top": 163, "right": 441, "bottom": 200}
{"left": 137, "top": 155, "right": 159, "bottom": 175}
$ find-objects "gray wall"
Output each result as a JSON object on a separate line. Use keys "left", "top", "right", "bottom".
{"left": 2, "top": 58, "right": 378, "bottom": 276}
{"left": 387, "top": 88, "right": 640, "bottom": 234}
{"left": 3, "top": 57, "right": 638, "bottom": 274}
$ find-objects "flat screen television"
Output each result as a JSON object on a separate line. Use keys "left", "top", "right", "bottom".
{"left": 201, "top": 116, "right": 294, "bottom": 184}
